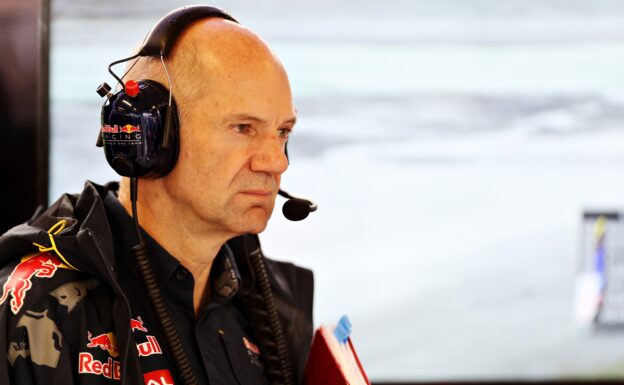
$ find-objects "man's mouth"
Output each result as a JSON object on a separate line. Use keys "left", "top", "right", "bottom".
{"left": 239, "top": 190, "right": 272, "bottom": 197}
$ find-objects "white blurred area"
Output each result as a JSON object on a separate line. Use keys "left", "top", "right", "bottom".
{"left": 51, "top": 0, "right": 624, "bottom": 381}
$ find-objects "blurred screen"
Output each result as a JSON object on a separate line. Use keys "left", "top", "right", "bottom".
{"left": 50, "top": 0, "right": 624, "bottom": 381}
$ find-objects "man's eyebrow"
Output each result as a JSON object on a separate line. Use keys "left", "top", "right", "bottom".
{"left": 282, "top": 117, "right": 297, "bottom": 126}
{"left": 225, "top": 113, "right": 297, "bottom": 126}
{"left": 226, "top": 113, "right": 266, "bottom": 124}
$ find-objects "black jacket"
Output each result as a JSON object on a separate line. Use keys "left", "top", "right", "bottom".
{"left": 0, "top": 181, "right": 314, "bottom": 385}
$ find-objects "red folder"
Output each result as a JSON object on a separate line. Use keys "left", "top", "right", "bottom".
{"left": 303, "top": 327, "right": 370, "bottom": 385}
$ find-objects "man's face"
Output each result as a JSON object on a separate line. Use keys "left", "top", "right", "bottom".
{"left": 161, "top": 58, "right": 296, "bottom": 236}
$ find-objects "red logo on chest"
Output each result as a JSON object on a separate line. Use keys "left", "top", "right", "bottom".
{"left": 131, "top": 316, "right": 148, "bottom": 332}
{"left": 137, "top": 335, "right": 162, "bottom": 357}
{"left": 78, "top": 353, "right": 121, "bottom": 380}
{"left": 144, "top": 369, "right": 174, "bottom": 385}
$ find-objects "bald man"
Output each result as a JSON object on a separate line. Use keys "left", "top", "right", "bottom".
{"left": 0, "top": 7, "right": 314, "bottom": 385}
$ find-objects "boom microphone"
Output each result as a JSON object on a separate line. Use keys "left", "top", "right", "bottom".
{"left": 278, "top": 189, "right": 317, "bottom": 221}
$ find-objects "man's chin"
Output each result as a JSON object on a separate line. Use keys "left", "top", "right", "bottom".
{"left": 234, "top": 207, "right": 271, "bottom": 234}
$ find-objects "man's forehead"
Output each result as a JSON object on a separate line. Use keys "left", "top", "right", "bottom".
{"left": 171, "top": 17, "right": 295, "bottom": 125}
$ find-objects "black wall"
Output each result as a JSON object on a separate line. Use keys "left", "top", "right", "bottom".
{"left": 0, "top": 0, "right": 49, "bottom": 234}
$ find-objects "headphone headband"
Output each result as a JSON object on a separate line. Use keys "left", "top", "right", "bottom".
{"left": 138, "top": 5, "right": 239, "bottom": 58}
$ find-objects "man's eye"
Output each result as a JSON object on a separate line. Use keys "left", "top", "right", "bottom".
{"left": 278, "top": 127, "right": 292, "bottom": 138}
{"left": 234, "top": 124, "right": 251, "bottom": 134}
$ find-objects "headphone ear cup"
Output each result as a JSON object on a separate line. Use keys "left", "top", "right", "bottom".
{"left": 100, "top": 80, "right": 179, "bottom": 178}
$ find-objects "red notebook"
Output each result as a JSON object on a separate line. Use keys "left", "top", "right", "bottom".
{"left": 303, "top": 318, "right": 370, "bottom": 385}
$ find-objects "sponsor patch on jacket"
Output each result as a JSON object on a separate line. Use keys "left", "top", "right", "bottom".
{"left": 130, "top": 316, "right": 148, "bottom": 332}
{"left": 0, "top": 252, "right": 66, "bottom": 314}
{"left": 130, "top": 315, "right": 162, "bottom": 357}
{"left": 243, "top": 336, "right": 263, "bottom": 367}
{"left": 87, "top": 331, "right": 119, "bottom": 358}
{"left": 143, "top": 369, "right": 174, "bottom": 385}
{"left": 136, "top": 335, "right": 162, "bottom": 357}
{"left": 78, "top": 352, "right": 121, "bottom": 380}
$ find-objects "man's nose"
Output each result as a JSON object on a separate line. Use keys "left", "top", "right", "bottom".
{"left": 250, "top": 138, "right": 289, "bottom": 175}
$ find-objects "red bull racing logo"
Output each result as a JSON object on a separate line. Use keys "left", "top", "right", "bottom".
{"left": 101, "top": 124, "right": 141, "bottom": 134}
{"left": 101, "top": 124, "right": 142, "bottom": 144}
{"left": 87, "top": 331, "right": 119, "bottom": 358}
{"left": 0, "top": 252, "right": 62, "bottom": 314}
{"left": 78, "top": 353, "right": 121, "bottom": 381}
{"left": 131, "top": 316, "right": 148, "bottom": 332}
{"left": 130, "top": 316, "right": 163, "bottom": 357}
{"left": 120, "top": 124, "right": 141, "bottom": 133}
{"left": 80, "top": 318, "right": 165, "bottom": 382}
{"left": 137, "top": 335, "right": 162, "bottom": 357}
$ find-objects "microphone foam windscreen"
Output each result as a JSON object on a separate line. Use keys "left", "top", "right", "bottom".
{"left": 282, "top": 199, "right": 311, "bottom": 221}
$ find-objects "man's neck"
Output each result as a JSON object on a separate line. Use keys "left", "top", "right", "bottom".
{"left": 118, "top": 179, "right": 231, "bottom": 315}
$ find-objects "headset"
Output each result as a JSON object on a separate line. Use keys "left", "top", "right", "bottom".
{"left": 95, "top": 7, "right": 236, "bottom": 178}
{"left": 95, "top": 5, "right": 316, "bottom": 221}
{"left": 94, "top": 6, "right": 316, "bottom": 385}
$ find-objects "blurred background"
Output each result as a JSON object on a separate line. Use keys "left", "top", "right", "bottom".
{"left": 4, "top": 0, "right": 624, "bottom": 382}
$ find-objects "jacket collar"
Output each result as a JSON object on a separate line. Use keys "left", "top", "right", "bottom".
{"left": 0, "top": 181, "right": 117, "bottom": 279}
{"left": 0, "top": 181, "right": 146, "bottom": 385}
